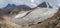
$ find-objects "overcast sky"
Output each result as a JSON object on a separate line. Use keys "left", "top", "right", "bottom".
{"left": 0, "top": 0, "right": 60, "bottom": 8}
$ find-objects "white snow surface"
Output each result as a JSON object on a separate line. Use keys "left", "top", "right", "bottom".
{"left": 11, "top": 8, "right": 58, "bottom": 25}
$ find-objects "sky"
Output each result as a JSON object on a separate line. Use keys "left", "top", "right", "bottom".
{"left": 0, "top": 0, "right": 60, "bottom": 8}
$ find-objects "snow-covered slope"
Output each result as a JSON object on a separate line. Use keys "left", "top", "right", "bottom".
{"left": 11, "top": 8, "right": 58, "bottom": 25}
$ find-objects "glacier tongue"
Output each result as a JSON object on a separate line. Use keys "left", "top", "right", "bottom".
{"left": 12, "top": 8, "right": 58, "bottom": 25}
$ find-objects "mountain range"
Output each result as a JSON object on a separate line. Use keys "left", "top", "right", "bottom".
{"left": 0, "top": 1, "right": 52, "bottom": 14}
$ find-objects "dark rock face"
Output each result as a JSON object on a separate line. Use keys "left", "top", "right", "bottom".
{"left": 0, "top": 4, "right": 16, "bottom": 13}
{"left": 38, "top": 2, "right": 47, "bottom": 8}
{"left": 16, "top": 5, "right": 31, "bottom": 11}
{"left": 0, "top": 4, "right": 31, "bottom": 14}
{"left": 37, "top": 1, "right": 52, "bottom": 8}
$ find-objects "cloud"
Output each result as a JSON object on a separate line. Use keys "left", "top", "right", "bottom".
{"left": 0, "top": 0, "right": 9, "bottom": 8}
